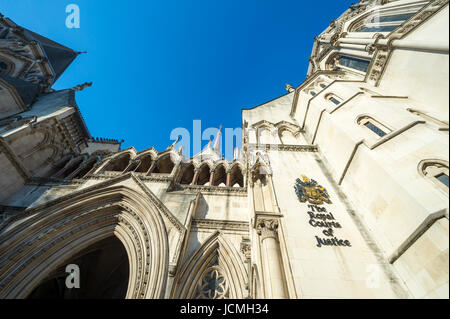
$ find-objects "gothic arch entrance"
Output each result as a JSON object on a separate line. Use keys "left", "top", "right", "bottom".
{"left": 27, "top": 236, "right": 129, "bottom": 299}
{"left": 0, "top": 185, "right": 170, "bottom": 299}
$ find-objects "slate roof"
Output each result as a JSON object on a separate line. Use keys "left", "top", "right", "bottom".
{"left": 23, "top": 29, "right": 78, "bottom": 81}
{"left": 0, "top": 73, "right": 39, "bottom": 107}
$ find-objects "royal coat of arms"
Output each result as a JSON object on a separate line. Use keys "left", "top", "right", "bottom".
{"left": 294, "top": 175, "right": 332, "bottom": 205}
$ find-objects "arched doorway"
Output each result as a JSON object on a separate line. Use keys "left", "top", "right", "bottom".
{"left": 0, "top": 186, "right": 170, "bottom": 299}
{"left": 27, "top": 236, "right": 129, "bottom": 299}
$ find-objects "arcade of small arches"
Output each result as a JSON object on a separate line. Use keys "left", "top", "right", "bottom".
{"left": 47, "top": 148, "right": 246, "bottom": 188}
{"left": 248, "top": 121, "right": 303, "bottom": 146}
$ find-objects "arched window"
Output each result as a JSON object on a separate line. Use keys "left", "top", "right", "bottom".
{"left": 279, "top": 129, "right": 298, "bottom": 145}
{"left": 357, "top": 116, "right": 391, "bottom": 137}
{"left": 326, "top": 53, "right": 370, "bottom": 73}
{"left": 310, "top": 91, "right": 317, "bottom": 96}
{"left": 325, "top": 93, "right": 342, "bottom": 105}
{"left": 258, "top": 127, "right": 275, "bottom": 145}
{"left": 419, "top": 160, "right": 449, "bottom": 192}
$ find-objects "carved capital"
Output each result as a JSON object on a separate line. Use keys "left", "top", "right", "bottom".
{"left": 256, "top": 218, "right": 279, "bottom": 240}
{"left": 240, "top": 237, "right": 251, "bottom": 261}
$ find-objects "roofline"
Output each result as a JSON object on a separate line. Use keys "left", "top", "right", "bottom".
{"left": 241, "top": 91, "right": 293, "bottom": 113}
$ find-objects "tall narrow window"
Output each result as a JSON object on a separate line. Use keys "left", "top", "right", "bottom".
{"left": 364, "top": 122, "right": 386, "bottom": 137}
{"left": 325, "top": 93, "right": 342, "bottom": 106}
{"left": 436, "top": 173, "right": 449, "bottom": 187}
{"left": 358, "top": 116, "right": 391, "bottom": 138}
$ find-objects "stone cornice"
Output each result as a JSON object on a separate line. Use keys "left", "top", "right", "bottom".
{"left": 191, "top": 218, "right": 249, "bottom": 232}
{"left": 170, "top": 184, "right": 248, "bottom": 196}
{"left": 247, "top": 143, "right": 318, "bottom": 152}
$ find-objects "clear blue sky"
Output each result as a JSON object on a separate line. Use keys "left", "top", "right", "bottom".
{"left": 0, "top": 0, "right": 350, "bottom": 159}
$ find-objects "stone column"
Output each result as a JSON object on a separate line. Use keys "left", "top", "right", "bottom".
{"left": 226, "top": 171, "right": 231, "bottom": 187}
{"left": 209, "top": 170, "right": 215, "bottom": 186}
{"left": 66, "top": 165, "right": 84, "bottom": 179}
{"left": 191, "top": 168, "right": 199, "bottom": 185}
{"left": 123, "top": 160, "right": 138, "bottom": 173}
{"left": 146, "top": 162, "right": 156, "bottom": 176}
{"left": 256, "top": 218, "right": 287, "bottom": 299}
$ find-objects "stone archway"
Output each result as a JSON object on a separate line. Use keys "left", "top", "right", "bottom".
{"left": 27, "top": 236, "right": 129, "bottom": 299}
{"left": 0, "top": 185, "right": 169, "bottom": 299}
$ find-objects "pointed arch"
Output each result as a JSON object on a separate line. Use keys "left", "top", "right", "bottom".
{"left": 134, "top": 154, "right": 154, "bottom": 173}
{"left": 196, "top": 163, "right": 212, "bottom": 186}
{"left": 47, "top": 153, "right": 74, "bottom": 177}
{"left": 173, "top": 231, "right": 247, "bottom": 299}
{"left": 0, "top": 186, "right": 169, "bottom": 299}
{"left": 212, "top": 164, "right": 227, "bottom": 187}
{"left": 72, "top": 156, "right": 99, "bottom": 179}
{"left": 54, "top": 155, "right": 86, "bottom": 179}
{"left": 229, "top": 164, "right": 244, "bottom": 187}
{"left": 154, "top": 153, "right": 175, "bottom": 174}
{"left": 179, "top": 162, "right": 195, "bottom": 185}
{"left": 251, "top": 264, "right": 263, "bottom": 299}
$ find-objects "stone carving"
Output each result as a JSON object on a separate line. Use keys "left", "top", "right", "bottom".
{"left": 294, "top": 175, "right": 332, "bottom": 205}
{"left": 256, "top": 218, "right": 279, "bottom": 240}
{"left": 195, "top": 266, "right": 228, "bottom": 299}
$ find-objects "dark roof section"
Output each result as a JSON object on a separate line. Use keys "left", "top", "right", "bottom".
{"left": 0, "top": 73, "right": 39, "bottom": 107}
{"left": 32, "top": 89, "right": 90, "bottom": 139}
{"left": 23, "top": 29, "right": 78, "bottom": 82}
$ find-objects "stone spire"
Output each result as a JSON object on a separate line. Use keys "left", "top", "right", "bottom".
{"left": 285, "top": 83, "right": 295, "bottom": 93}
{"left": 213, "top": 125, "right": 222, "bottom": 155}
{"left": 168, "top": 136, "right": 180, "bottom": 150}
{"left": 233, "top": 147, "right": 239, "bottom": 160}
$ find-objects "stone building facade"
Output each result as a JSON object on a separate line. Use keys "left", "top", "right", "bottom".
{"left": 0, "top": 0, "right": 448, "bottom": 299}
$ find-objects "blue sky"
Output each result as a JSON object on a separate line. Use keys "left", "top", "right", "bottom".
{"left": 0, "top": 0, "right": 350, "bottom": 159}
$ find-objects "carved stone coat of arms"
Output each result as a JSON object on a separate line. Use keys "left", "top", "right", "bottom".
{"left": 294, "top": 175, "right": 332, "bottom": 205}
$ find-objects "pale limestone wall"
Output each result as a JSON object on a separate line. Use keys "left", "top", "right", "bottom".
{"left": 194, "top": 194, "right": 248, "bottom": 221}
{"left": 266, "top": 148, "right": 404, "bottom": 298}
{"left": 182, "top": 228, "right": 247, "bottom": 268}
{"left": 378, "top": 5, "right": 449, "bottom": 119}
{"left": 393, "top": 218, "right": 449, "bottom": 298}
